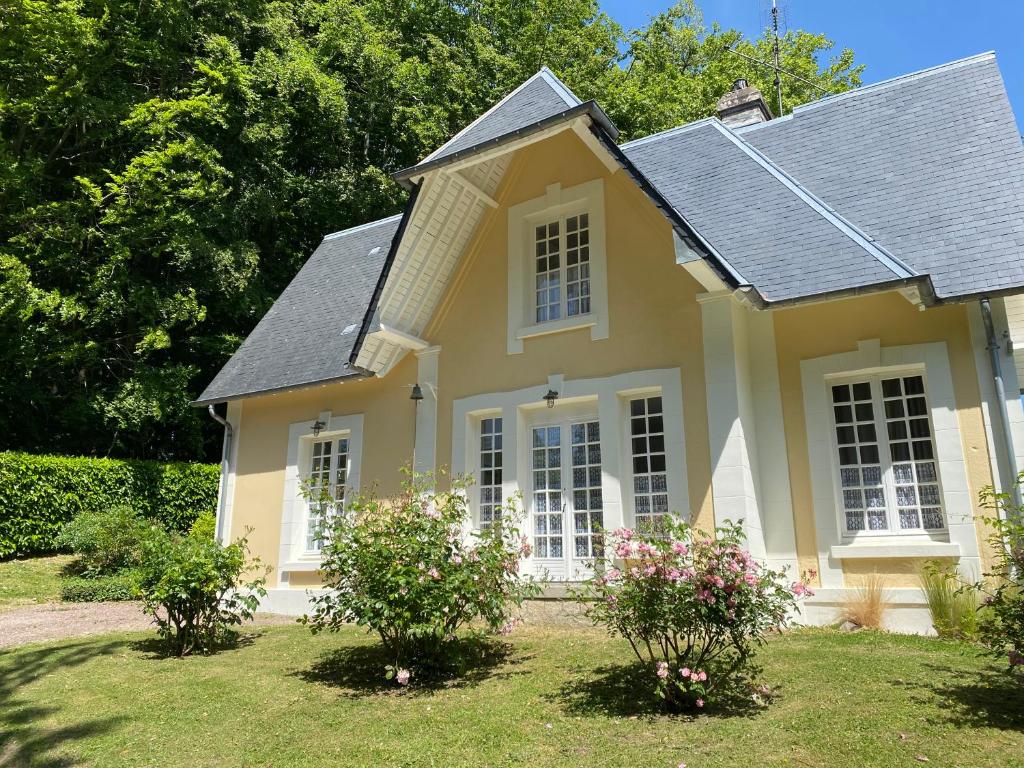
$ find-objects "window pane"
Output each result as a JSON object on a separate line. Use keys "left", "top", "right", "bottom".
{"left": 479, "top": 417, "right": 504, "bottom": 528}
{"left": 629, "top": 396, "right": 670, "bottom": 534}
{"left": 830, "top": 380, "right": 887, "bottom": 532}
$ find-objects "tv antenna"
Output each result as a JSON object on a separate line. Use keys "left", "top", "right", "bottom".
{"left": 770, "top": 0, "right": 784, "bottom": 116}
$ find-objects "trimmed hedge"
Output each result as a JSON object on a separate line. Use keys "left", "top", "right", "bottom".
{"left": 0, "top": 452, "right": 219, "bottom": 559}
{"left": 60, "top": 572, "right": 141, "bottom": 602}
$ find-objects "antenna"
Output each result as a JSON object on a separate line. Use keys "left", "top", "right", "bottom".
{"left": 771, "top": 0, "right": 784, "bottom": 116}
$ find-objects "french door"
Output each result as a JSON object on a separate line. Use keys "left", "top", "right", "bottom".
{"left": 529, "top": 414, "right": 604, "bottom": 580}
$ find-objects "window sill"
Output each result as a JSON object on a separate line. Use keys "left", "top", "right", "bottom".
{"left": 516, "top": 314, "right": 597, "bottom": 341}
{"left": 281, "top": 557, "right": 323, "bottom": 572}
{"left": 830, "top": 541, "right": 960, "bottom": 560}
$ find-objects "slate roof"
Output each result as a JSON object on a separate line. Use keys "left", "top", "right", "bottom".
{"left": 194, "top": 216, "right": 401, "bottom": 404}
{"left": 739, "top": 52, "right": 1024, "bottom": 300}
{"left": 197, "top": 53, "right": 1024, "bottom": 403}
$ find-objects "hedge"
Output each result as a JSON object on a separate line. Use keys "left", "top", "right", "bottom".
{"left": 0, "top": 452, "right": 220, "bottom": 559}
{"left": 60, "top": 572, "right": 141, "bottom": 603}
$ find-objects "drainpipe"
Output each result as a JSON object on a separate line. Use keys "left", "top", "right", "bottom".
{"left": 207, "top": 404, "right": 234, "bottom": 542}
{"left": 979, "top": 298, "right": 1022, "bottom": 513}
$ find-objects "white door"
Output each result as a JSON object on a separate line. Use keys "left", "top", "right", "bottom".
{"left": 529, "top": 414, "right": 603, "bottom": 580}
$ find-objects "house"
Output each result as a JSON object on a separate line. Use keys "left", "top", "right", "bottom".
{"left": 195, "top": 52, "right": 1024, "bottom": 632}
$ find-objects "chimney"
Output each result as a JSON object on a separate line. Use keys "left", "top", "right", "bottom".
{"left": 716, "top": 79, "right": 772, "bottom": 128}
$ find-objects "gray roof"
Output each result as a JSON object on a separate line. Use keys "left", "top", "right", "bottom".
{"left": 197, "top": 53, "right": 1024, "bottom": 403}
{"left": 194, "top": 216, "right": 401, "bottom": 404}
{"left": 739, "top": 52, "right": 1024, "bottom": 300}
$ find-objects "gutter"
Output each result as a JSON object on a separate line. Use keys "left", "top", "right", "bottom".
{"left": 979, "top": 297, "right": 1023, "bottom": 512}
{"left": 207, "top": 404, "right": 233, "bottom": 543}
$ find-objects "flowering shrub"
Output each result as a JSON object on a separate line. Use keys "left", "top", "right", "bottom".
{"left": 975, "top": 482, "right": 1024, "bottom": 677}
{"left": 302, "top": 471, "right": 539, "bottom": 685}
{"left": 578, "top": 520, "right": 807, "bottom": 711}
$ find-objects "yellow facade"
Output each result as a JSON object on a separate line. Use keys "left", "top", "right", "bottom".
{"left": 225, "top": 127, "right": 1000, "bottom": 602}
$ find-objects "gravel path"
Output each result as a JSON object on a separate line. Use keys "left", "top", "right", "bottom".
{"left": 0, "top": 602, "right": 295, "bottom": 648}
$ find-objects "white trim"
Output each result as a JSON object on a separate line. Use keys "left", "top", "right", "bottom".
{"left": 830, "top": 542, "right": 961, "bottom": 560}
{"left": 278, "top": 411, "right": 364, "bottom": 580}
{"left": 515, "top": 314, "right": 598, "bottom": 341}
{"left": 373, "top": 323, "right": 429, "bottom": 351}
{"left": 442, "top": 122, "right": 574, "bottom": 175}
{"left": 321, "top": 213, "right": 403, "bottom": 241}
{"left": 506, "top": 178, "right": 609, "bottom": 354}
{"left": 413, "top": 347, "right": 441, "bottom": 476}
{"left": 452, "top": 368, "right": 688, "bottom": 578}
{"left": 214, "top": 400, "right": 242, "bottom": 544}
{"left": 445, "top": 169, "right": 499, "bottom": 208}
{"left": 800, "top": 339, "right": 981, "bottom": 588}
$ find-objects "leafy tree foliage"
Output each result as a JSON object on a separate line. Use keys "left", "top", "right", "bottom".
{"left": 0, "top": 0, "right": 861, "bottom": 460}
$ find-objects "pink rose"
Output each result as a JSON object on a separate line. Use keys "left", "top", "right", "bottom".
{"left": 671, "top": 541, "right": 688, "bottom": 555}
{"left": 695, "top": 698, "right": 704, "bottom": 708}
{"left": 656, "top": 661, "right": 669, "bottom": 679}
{"left": 396, "top": 668, "right": 410, "bottom": 685}
{"left": 698, "top": 670, "right": 707, "bottom": 682}
{"left": 680, "top": 667, "right": 691, "bottom": 678}
{"left": 428, "top": 567, "right": 440, "bottom": 580}
{"left": 616, "top": 542, "right": 633, "bottom": 558}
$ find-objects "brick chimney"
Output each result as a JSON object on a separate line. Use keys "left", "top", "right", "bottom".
{"left": 716, "top": 79, "right": 772, "bottom": 128}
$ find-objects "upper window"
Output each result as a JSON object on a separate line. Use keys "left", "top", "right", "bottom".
{"left": 306, "top": 436, "right": 350, "bottom": 551}
{"left": 506, "top": 179, "right": 607, "bottom": 354}
{"left": 829, "top": 373, "right": 944, "bottom": 535}
{"left": 534, "top": 213, "right": 591, "bottom": 323}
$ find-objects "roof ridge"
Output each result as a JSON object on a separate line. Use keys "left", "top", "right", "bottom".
{"left": 619, "top": 117, "right": 720, "bottom": 149}
{"left": 711, "top": 121, "right": 917, "bottom": 280}
{"left": 417, "top": 69, "right": 580, "bottom": 166}
{"left": 322, "top": 213, "right": 403, "bottom": 241}
{"left": 788, "top": 51, "right": 996, "bottom": 117}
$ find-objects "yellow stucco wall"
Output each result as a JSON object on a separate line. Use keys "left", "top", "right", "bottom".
{"left": 223, "top": 126, "right": 995, "bottom": 593}
{"left": 771, "top": 293, "right": 997, "bottom": 586}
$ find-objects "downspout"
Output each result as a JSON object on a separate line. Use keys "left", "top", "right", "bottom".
{"left": 207, "top": 404, "right": 234, "bottom": 542}
{"left": 979, "top": 298, "right": 1022, "bottom": 512}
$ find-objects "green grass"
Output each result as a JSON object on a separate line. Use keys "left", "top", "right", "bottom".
{"left": 0, "top": 555, "right": 71, "bottom": 611}
{"left": 1, "top": 626, "right": 1022, "bottom": 767}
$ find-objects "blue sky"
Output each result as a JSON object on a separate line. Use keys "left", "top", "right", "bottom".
{"left": 602, "top": 0, "right": 1024, "bottom": 127}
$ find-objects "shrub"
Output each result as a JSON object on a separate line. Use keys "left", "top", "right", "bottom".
{"left": 0, "top": 451, "right": 218, "bottom": 558}
{"left": 136, "top": 527, "right": 266, "bottom": 656}
{"left": 55, "top": 506, "right": 149, "bottom": 577}
{"left": 189, "top": 511, "right": 217, "bottom": 540}
{"left": 302, "top": 471, "right": 539, "bottom": 685}
{"left": 975, "top": 481, "right": 1024, "bottom": 674}
{"left": 920, "top": 563, "right": 981, "bottom": 640}
{"left": 577, "top": 521, "right": 806, "bottom": 712}
{"left": 60, "top": 572, "right": 141, "bottom": 602}
{"left": 839, "top": 573, "right": 889, "bottom": 629}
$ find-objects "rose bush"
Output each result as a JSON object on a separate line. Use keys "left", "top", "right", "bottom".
{"left": 976, "top": 481, "right": 1024, "bottom": 676}
{"left": 577, "top": 520, "right": 808, "bottom": 711}
{"left": 302, "top": 471, "right": 540, "bottom": 685}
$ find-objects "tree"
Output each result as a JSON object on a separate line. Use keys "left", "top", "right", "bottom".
{"left": 0, "top": 0, "right": 861, "bottom": 461}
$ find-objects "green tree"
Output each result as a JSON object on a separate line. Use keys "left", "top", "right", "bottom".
{"left": 0, "top": 0, "right": 860, "bottom": 461}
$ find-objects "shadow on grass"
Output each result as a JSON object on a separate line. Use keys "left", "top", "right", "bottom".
{"left": 128, "top": 628, "right": 262, "bottom": 659}
{"left": 0, "top": 639, "right": 127, "bottom": 767}
{"left": 552, "top": 660, "right": 764, "bottom": 720}
{"left": 900, "top": 663, "right": 1024, "bottom": 732}
{"left": 294, "top": 634, "right": 525, "bottom": 696}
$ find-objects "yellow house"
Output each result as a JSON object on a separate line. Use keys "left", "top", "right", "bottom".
{"left": 195, "top": 53, "right": 1024, "bottom": 632}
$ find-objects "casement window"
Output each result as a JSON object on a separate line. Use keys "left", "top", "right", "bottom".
{"left": 478, "top": 416, "right": 503, "bottom": 528}
{"left": 533, "top": 213, "right": 591, "bottom": 323}
{"left": 829, "top": 373, "right": 945, "bottom": 535}
{"left": 306, "top": 436, "right": 350, "bottom": 552}
{"left": 628, "top": 396, "right": 669, "bottom": 533}
{"left": 506, "top": 180, "right": 608, "bottom": 354}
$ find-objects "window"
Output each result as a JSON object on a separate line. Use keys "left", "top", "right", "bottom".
{"left": 571, "top": 421, "right": 603, "bottom": 558}
{"left": 629, "top": 396, "right": 669, "bottom": 533}
{"left": 533, "top": 213, "right": 590, "bottom": 323}
{"left": 478, "top": 417, "right": 503, "bottom": 528}
{"left": 532, "top": 425, "right": 564, "bottom": 558}
{"left": 830, "top": 373, "right": 944, "bottom": 534}
{"left": 306, "top": 436, "right": 349, "bottom": 551}
{"left": 506, "top": 179, "right": 607, "bottom": 354}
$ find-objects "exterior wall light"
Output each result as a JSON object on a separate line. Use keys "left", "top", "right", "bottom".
{"left": 410, "top": 383, "right": 424, "bottom": 402}
{"left": 543, "top": 389, "right": 559, "bottom": 409}
{"left": 311, "top": 419, "right": 326, "bottom": 437}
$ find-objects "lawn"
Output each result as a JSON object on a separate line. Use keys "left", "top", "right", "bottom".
{"left": 1, "top": 625, "right": 1022, "bottom": 767}
{"left": 0, "top": 555, "right": 71, "bottom": 611}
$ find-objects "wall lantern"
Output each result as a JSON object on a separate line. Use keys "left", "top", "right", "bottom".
{"left": 543, "top": 389, "right": 559, "bottom": 409}
{"left": 310, "top": 419, "right": 326, "bottom": 437}
{"left": 410, "top": 383, "right": 424, "bottom": 402}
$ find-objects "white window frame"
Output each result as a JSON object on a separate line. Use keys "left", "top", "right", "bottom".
{"left": 625, "top": 391, "right": 672, "bottom": 534}
{"left": 472, "top": 411, "right": 505, "bottom": 528}
{"left": 278, "top": 412, "right": 363, "bottom": 576}
{"left": 304, "top": 434, "right": 353, "bottom": 553}
{"left": 801, "top": 339, "right": 981, "bottom": 588}
{"left": 826, "top": 369, "right": 947, "bottom": 538}
{"left": 506, "top": 180, "right": 608, "bottom": 354}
